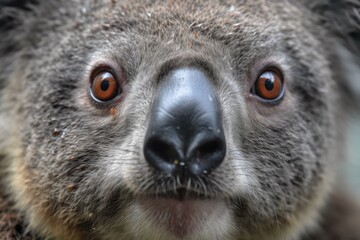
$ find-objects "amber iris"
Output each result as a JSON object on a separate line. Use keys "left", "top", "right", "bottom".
{"left": 254, "top": 71, "right": 283, "bottom": 100}
{"left": 91, "top": 71, "right": 120, "bottom": 101}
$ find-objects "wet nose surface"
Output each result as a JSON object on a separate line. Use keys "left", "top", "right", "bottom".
{"left": 143, "top": 67, "right": 226, "bottom": 180}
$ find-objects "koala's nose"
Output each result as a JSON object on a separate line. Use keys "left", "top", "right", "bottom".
{"left": 143, "top": 67, "right": 226, "bottom": 179}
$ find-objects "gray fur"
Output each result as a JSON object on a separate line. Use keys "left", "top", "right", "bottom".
{"left": 0, "top": 0, "right": 359, "bottom": 239}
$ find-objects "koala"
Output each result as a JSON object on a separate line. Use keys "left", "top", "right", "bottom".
{"left": 0, "top": 0, "right": 360, "bottom": 239}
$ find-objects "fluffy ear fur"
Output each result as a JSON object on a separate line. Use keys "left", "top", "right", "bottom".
{"left": 0, "top": 0, "right": 38, "bottom": 50}
{"left": 305, "top": 0, "right": 360, "bottom": 110}
{"left": 329, "top": 0, "right": 360, "bottom": 110}
{"left": 0, "top": 0, "right": 38, "bottom": 91}
{"left": 0, "top": 0, "right": 38, "bottom": 32}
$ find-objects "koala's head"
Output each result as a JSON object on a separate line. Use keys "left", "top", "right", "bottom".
{"left": 0, "top": 0, "right": 359, "bottom": 239}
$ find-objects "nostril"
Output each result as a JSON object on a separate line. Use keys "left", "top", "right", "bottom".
{"left": 147, "top": 138, "right": 177, "bottom": 162}
{"left": 144, "top": 136, "right": 181, "bottom": 174}
{"left": 188, "top": 135, "right": 226, "bottom": 176}
{"left": 195, "top": 139, "right": 224, "bottom": 160}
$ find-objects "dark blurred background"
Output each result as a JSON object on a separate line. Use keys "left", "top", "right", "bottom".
{"left": 346, "top": 115, "right": 360, "bottom": 197}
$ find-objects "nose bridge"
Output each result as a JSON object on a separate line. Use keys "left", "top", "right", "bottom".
{"left": 154, "top": 67, "right": 221, "bottom": 138}
{"left": 143, "top": 67, "right": 226, "bottom": 178}
{"left": 157, "top": 67, "right": 217, "bottom": 110}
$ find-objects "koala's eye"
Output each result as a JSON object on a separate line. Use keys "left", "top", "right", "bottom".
{"left": 253, "top": 70, "right": 284, "bottom": 102}
{"left": 90, "top": 71, "right": 121, "bottom": 102}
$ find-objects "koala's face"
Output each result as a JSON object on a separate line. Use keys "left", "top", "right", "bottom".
{"left": 6, "top": 0, "right": 340, "bottom": 239}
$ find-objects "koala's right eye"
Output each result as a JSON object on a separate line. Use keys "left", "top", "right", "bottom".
{"left": 90, "top": 70, "right": 121, "bottom": 102}
{"left": 252, "top": 69, "right": 285, "bottom": 103}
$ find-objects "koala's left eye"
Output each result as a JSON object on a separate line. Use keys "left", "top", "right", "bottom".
{"left": 90, "top": 70, "right": 121, "bottom": 102}
{"left": 252, "top": 70, "right": 284, "bottom": 102}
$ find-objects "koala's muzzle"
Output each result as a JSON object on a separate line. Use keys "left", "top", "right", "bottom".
{"left": 143, "top": 67, "right": 226, "bottom": 180}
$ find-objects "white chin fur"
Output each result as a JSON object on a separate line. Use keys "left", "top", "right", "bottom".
{"left": 121, "top": 198, "right": 235, "bottom": 240}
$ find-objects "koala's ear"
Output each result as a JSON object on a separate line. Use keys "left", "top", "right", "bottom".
{"left": 0, "top": 0, "right": 39, "bottom": 91}
{"left": 0, "top": 0, "right": 39, "bottom": 57}
{"left": 330, "top": 0, "right": 360, "bottom": 111}
{"left": 0, "top": 0, "right": 37, "bottom": 7}
{"left": 304, "top": 0, "right": 360, "bottom": 110}
{"left": 0, "top": 0, "right": 38, "bottom": 30}
{"left": 336, "top": 43, "right": 360, "bottom": 111}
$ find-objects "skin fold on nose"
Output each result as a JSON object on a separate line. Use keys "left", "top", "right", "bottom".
{"left": 143, "top": 67, "right": 226, "bottom": 180}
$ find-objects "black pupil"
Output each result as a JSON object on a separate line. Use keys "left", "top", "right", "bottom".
{"left": 264, "top": 78, "right": 274, "bottom": 91}
{"left": 101, "top": 80, "right": 110, "bottom": 91}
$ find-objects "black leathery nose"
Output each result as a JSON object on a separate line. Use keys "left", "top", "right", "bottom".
{"left": 143, "top": 67, "right": 226, "bottom": 179}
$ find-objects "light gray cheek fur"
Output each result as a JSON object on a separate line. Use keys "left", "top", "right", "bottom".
{"left": 217, "top": 74, "right": 261, "bottom": 198}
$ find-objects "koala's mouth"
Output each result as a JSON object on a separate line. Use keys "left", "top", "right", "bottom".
{"left": 148, "top": 187, "right": 211, "bottom": 201}
{"left": 135, "top": 192, "right": 228, "bottom": 237}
